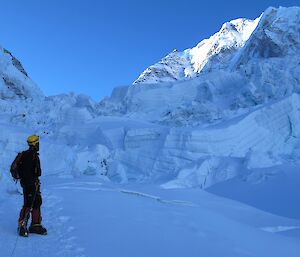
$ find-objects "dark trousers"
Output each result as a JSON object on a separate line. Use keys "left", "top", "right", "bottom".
{"left": 18, "top": 185, "right": 43, "bottom": 226}
{"left": 22, "top": 185, "right": 42, "bottom": 208}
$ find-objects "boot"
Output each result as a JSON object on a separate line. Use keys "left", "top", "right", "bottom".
{"left": 18, "top": 207, "right": 30, "bottom": 237}
{"left": 28, "top": 224, "right": 47, "bottom": 235}
{"left": 29, "top": 208, "right": 47, "bottom": 235}
{"left": 18, "top": 224, "right": 29, "bottom": 237}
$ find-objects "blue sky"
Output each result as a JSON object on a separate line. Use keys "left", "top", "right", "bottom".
{"left": 0, "top": 0, "right": 298, "bottom": 101}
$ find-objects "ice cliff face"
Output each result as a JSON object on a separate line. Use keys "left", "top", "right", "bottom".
{"left": 115, "top": 93, "right": 300, "bottom": 185}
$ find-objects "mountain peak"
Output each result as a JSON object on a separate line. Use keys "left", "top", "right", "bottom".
{"left": 133, "top": 16, "right": 260, "bottom": 85}
{"left": 0, "top": 47, "right": 43, "bottom": 100}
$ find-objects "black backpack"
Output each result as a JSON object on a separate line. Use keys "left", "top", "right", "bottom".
{"left": 10, "top": 152, "right": 24, "bottom": 180}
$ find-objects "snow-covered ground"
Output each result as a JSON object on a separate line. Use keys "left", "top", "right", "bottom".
{"left": 1, "top": 174, "right": 300, "bottom": 257}
{"left": 1, "top": 5, "right": 300, "bottom": 257}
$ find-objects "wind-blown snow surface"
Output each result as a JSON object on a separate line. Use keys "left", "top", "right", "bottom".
{"left": 1, "top": 5, "right": 300, "bottom": 257}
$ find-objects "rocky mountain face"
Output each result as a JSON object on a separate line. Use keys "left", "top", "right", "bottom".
{"left": 134, "top": 7, "right": 300, "bottom": 88}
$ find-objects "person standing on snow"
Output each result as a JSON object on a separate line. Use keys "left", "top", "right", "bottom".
{"left": 17, "top": 135, "right": 47, "bottom": 237}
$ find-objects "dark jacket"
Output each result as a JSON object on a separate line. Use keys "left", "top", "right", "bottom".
{"left": 19, "top": 148, "right": 41, "bottom": 187}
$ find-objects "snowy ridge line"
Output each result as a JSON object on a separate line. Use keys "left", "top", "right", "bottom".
{"left": 54, "top": 186, "right": 114, "bottom": 192}
{"left": 53, "top": 182, "right": 104, "bottom": 186}
{"left": 261, "top": 226, "right": 300, "bottom": 233}
{"left": 119, "top": 190, "right": 198, "bottom": 207}
{"left": 53, "top": 183, "right": 197, "bottom": 207}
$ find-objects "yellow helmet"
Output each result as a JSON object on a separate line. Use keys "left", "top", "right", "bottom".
{"left": 27, "top": 135, "right": 39, "bottom": 146}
